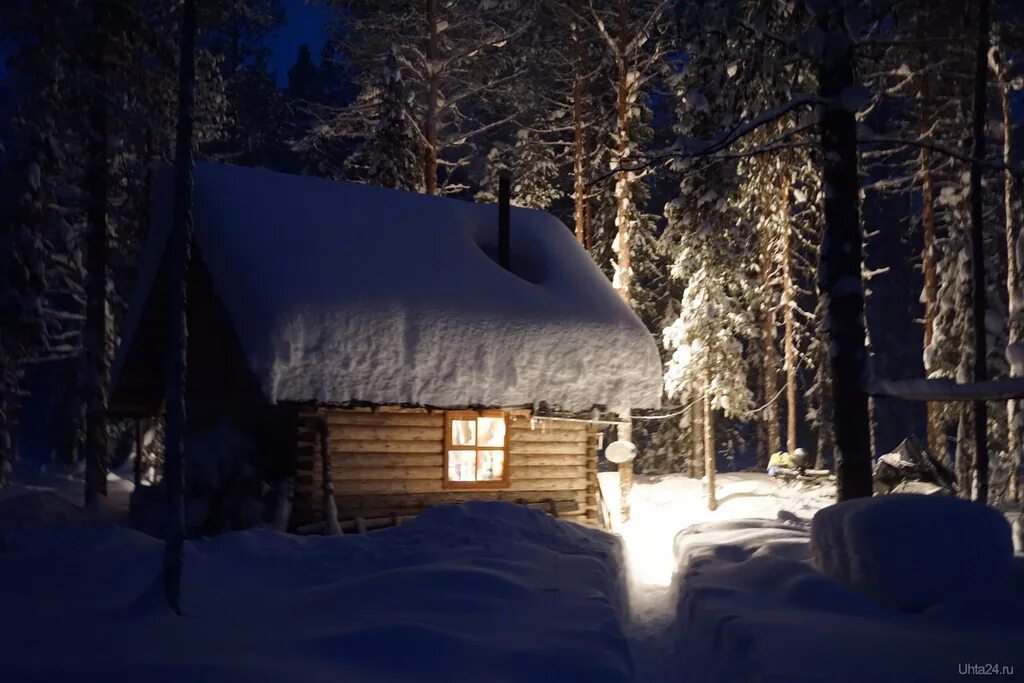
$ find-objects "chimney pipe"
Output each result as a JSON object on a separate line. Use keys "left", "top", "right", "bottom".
{"left": 498, "top": 174, "right": 511, "bottom": 270}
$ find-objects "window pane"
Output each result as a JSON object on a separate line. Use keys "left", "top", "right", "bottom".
{"left": 476, "top": 417, "right": 505, "bottom": 447}
{"left": 450, "top": 419, "right": 476, "bottom": 446}
{"left": 477, "top": 450, "right": 505, "bottom": 481}
{"left": 448, "top": 450, "right": 477, "bottom": 481}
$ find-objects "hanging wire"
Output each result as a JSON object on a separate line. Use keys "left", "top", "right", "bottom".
{"left": 530, "top": 385, "right": 788, "bottom": 427}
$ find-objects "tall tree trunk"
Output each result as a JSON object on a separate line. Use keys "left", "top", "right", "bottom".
{"left": 957, "top": 401, "right": 976, "bottom": 496}
{"left": 422, "top": 0, "right": 440, "bottom": 195}
{"left": 704, "top": 382, "right": 717, "bottom": 511}
{"left": 0, "top": 391, "right": 12, "bottom": 488}
{"left": 755, "top": 350, "right": 768, "bottom": 469}
{"left": 690, "top": 395, "right": 704, "bottom": 478}
{"left": 760, "top": 224, "right": 780, "bottom": 464}
{"left": 571, "top": 0, "right": 587, "bottom": 245}
{"left": 164, "top": 0, "right": 198, "bottom": 615}
{"left": 817, "top": 9, "right": 872, "bottom": 500}
{"left": 814, "top": 354, "right": 834, "bottom": 470}
{"left": 920, "top": 140, "right": 946, "bottom": 461}
{"left": 611, "top": 0, "right": 634, "bottom": 521}
{"left": 996, "top": 55, "right": 1021, "bottom": 502}
{"left": 83, "top": 2, "right": 112, "bottom": 510}
{"left": 968, "top": 0, "right": 991, "bottom": 504}
{"left": 781, "top": 171, "right": 799, "bottom": 454}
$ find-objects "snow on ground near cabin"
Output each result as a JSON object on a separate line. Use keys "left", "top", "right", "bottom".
{"left": 0, "top": 460, "right": 134, "bottom": 535}
{"left": 0, "top": 500, "right": 632, "bottom": 683}
{"left": 611, "top": 473, "right": 1023, "bottom": 683}
{"left": 607, "top": 472, "right": 839, "bottom": 683}
{"left": 670, "top": 493, "right": 1024, "bottom": 683}
{"left": 115, "top": 164, "right": 662, "bottom": 413}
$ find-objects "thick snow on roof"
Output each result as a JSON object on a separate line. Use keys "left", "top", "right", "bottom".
{"left": 119, "top": 164, "right": 662, "bottom": 412}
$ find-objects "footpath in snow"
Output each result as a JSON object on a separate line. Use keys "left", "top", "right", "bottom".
{"left": 611, "top": 472, "right": 1024, "bottom": 683}
{"left": 608, "top": 472, "right": 838, "bottom": 683}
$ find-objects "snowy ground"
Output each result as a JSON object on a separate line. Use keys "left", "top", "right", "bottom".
{"left": 0, "top": 498, "right": 631, "bottom": 683}
{"left": 3, "top": 468, "right": 1021, "bottom": 683}
{"left": 605, "top": 472, "right": 839, "bottom": 683}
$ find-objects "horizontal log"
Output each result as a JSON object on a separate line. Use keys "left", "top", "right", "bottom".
{"left": 333, "top": 499, "right": 581, "bottom": 521}
{"left": 504, "top": 478, "right": 587, "bottom": 492}
{"left": 331, "top": 490, "right": 585, "bottom": 512}
{"left": 510, "top": 466, "right": 587, "bottom": 480}
{"left": 334, "top": 466, "right": 441, "bottom": 481}
{"left": 509, "top": 419, "right": 585, "bottom": 430}
{"left": 326, "top": 406, "right": 435, "bottom": 415}
{"left": 510, "top": 442, "right": 586, "bottom": 456}
{"left": 329, "top": 440, "right": 443, "bottom": 454}
{"left": 330, "top": 425, "right": 443, "bottom": 442}
{"left": 334, "top": 479, "right": 445, "bottom": 494}
{"left": 331, "top": 454, "right": 443, "bottom": 468}
{"left": 508, "top": 429, "right": 589, "bottom": 444}
{"left": 509, "top": 454, "right": 586, "bottom": 467}
{"left": 326, "top": 412, "right": 445, "bottom": 427}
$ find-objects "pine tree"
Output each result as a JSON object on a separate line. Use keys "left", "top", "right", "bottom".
{"left": 322, "top": 0, "right": 529, "bottom": 196}
{"left": 345, "top": 48, "right": 424, "bottom": 192}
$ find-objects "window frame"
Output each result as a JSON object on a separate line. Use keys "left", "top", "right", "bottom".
{"left": 443, "top": 410, "right": 510, "bottom": 490}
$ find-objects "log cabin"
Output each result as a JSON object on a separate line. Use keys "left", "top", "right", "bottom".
{"left": 109, "top": 163, "right": 662, "bottom": 531}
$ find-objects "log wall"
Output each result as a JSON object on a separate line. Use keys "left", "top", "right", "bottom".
{"left": 292, "top": 406, "right": 602, "bottom": 529}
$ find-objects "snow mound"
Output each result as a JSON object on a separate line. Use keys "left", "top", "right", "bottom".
{"left": 0, "top": 487, "right": 88, "bottom": 550}
{"left": 113, "top": 163, "right": 661, "bottom": 413}
{"left": 674, "top": 516, "right": 1024, "bottom": 683}
{"left": 0, "top": 501, "right": 631, "bottom": 683}
{"left": 811, "top": 494, "right": 1014, "bottom": 612}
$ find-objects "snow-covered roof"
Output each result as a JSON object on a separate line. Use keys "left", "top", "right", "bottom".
{"left": 113, "top": 163, "right": 662, "bottom": 412}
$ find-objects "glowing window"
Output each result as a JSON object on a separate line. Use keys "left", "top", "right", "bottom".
{"left": 444, "top": 411, "right": 508, "bottom": 488}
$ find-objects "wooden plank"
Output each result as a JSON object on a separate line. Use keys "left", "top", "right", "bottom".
{"left": 509, "top": 441, "right": 586, "bottom": 456}
{"left": 333, "top": 466, "right": 441, "bottom": 481}
{"left": 325, "top": 412, "right": 445, "bottom": 427}
{"left": 331, "top": 454, "right": 444, "bottom": 468}
{"left": 330, "top": 426, "right": 443, "bottom": 442}
{"left": 329, "top": 440, "right": 443, "bottom": 454}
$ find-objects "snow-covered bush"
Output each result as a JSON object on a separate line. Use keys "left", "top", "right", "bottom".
{"left": 811, "top": 495, "right": 1014, "bottom": 612}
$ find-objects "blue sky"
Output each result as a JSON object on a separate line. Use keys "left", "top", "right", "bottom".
{"left": 268, "top": 0, "right": 330, "bottom": 85}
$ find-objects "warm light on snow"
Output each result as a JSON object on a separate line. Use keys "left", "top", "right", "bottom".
{"left": 601, "top": 471, "right": 840, "bottom": 611}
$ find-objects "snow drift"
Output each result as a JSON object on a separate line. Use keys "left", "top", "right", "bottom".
{"left": 0, "top": 501, "right": 632, "bottom": 683}
{"left": 113, "top": 164, "right": 662, "bottom": 413}
{"left": 673, "top": 499, "right": 1023, "bottom": 683}
{"left": 811, "top": 494, "right": 1015, "bottom": 612}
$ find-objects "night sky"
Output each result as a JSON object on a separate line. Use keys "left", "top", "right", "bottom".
{"left": 268, "top": 0, "right": 330, "bottom": 85}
